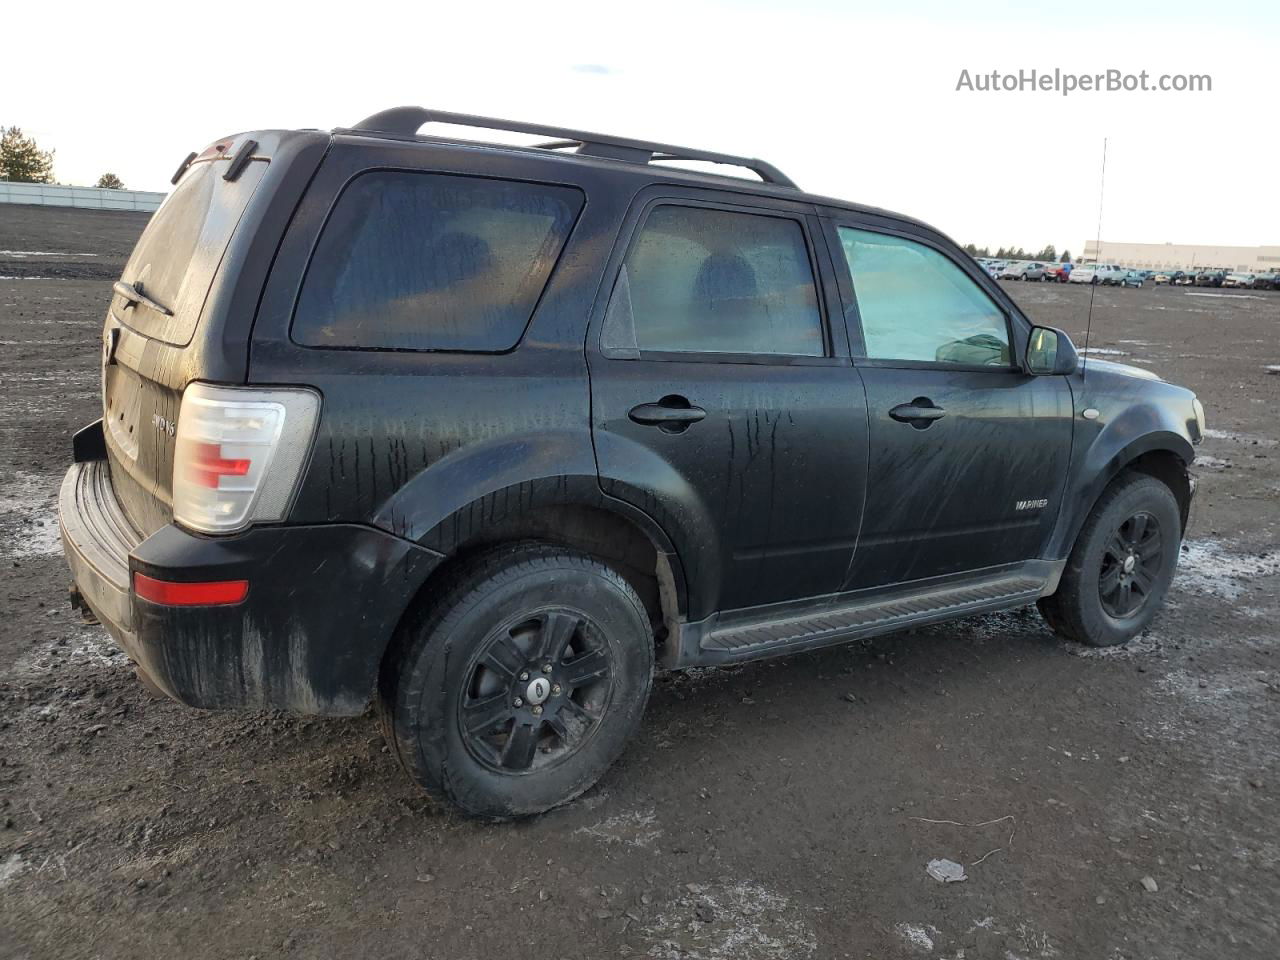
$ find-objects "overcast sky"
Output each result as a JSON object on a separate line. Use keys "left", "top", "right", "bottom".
{"left": 9, "top": 0, "right": 1277, "bottom": 254}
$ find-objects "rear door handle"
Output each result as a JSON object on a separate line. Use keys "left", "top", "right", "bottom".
{"left": 628, "top": 398, "right": 707, "bottom": 429}
{"left": 889, "top": 400, "right": 946, "bottom": 424}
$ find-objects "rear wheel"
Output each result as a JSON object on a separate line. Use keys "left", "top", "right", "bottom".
{"left": 1038, "top": 473, "right": 1182, "bottom": 647}
{"left": 378, "top": 543, "right": 654, "bottom": 819}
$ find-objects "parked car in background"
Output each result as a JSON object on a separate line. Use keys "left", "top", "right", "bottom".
{"left": 1119, "top": 271, "right": 1146, "bottom": 288}
{"left": 1194, "top": 271, "right": 1225, "bottom": 287}
{"left": 1254, "top": 273, "right": 1280, "bottom": 290}
{"left": 1153, "top": 271, "right": 1174, "bottom": 285}
{"left": 1223, "top": 273, "right": 1257, "bottom": 288}
{"left": 56, "top": 105, "right": 1206, "bottom": 819}
{"left": 985, "top": 260, "right": 1007, "bottom": 279}
{"left": 1070, "top": 264, "right": 1125, "bottom": 285}
{"left": 1174, "top": 271, "right": 1197, "bottom": 286}
{"left": 1001, "top": 262, "right": 1046, "bottom": 281}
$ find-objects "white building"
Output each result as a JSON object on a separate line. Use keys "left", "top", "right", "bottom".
{"left": 1081, "top": 240, "right": 1280, "bottom": 273}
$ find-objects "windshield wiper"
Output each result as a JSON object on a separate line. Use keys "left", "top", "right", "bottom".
{"left": 113, "top": 279, "right": 173, "bottom": 317}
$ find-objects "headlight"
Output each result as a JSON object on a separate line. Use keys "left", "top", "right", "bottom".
{"left": 1191, "top": 396, "right": 1206, "bottom": 444}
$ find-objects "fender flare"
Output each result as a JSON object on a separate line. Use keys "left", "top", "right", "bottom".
{"left": 372, "top": 430, "right": 690, "bottom": 615}
{"left": 1050, "top": 426, "right": 1194, "bottom": 559}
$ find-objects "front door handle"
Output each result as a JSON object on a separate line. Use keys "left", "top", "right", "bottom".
{"left": 629, "top": 397, "right": 707, "bottom": 431}
{"left": 889, "top": 399, "right": 946, "bottom": 426}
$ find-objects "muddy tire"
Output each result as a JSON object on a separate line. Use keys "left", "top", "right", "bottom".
{"left": 377, "top": 543, "right": 654, "bottom": 819}
{"left": 1038, "top": 473, "right": 1182, "bottom": 646}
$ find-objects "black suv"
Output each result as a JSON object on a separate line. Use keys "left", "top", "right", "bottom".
{"left": 60, "top": 108, "right": 1205, "bottom": 818}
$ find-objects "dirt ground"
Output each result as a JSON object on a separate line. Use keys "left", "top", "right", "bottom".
{"left": 1, "top": 203, "right": 1277, "bottom": 960}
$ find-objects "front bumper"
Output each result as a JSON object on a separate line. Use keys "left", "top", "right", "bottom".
{"left": 60, "top": 459, "right": 444, "bottom": 715}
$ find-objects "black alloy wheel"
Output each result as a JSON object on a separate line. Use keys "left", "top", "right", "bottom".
{"left": 1098, "top": 511, "right": 1164, "bottom": 618}
{"left": 459, "top": 609, "right": 613, "bottom": 773}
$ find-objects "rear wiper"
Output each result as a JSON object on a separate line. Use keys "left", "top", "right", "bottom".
{"left": 113, "top": 279, "right": 173, "bottom": 317}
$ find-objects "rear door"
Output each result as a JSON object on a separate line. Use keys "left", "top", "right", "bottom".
{"left": 100, "top": 133, "right": 326, "bottom": 537}
{"left": 824, "top": 216, "right": 1073, "bottom": 588}
{"left": 103, "top": 146, "right": 270, "bottom": 535}
{"left": 589, "top": 189, "right": 869, "bottom": 621}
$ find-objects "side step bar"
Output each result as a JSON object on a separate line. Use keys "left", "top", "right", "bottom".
{"left": 670, "top": 562, "right": 1059, "bottom": 668}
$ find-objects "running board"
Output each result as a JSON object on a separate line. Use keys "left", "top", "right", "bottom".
{"left": 670, "top": 562, "right": 1058, "bottom": 668}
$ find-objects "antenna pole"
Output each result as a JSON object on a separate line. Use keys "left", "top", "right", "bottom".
{"left": 1082, "top": 137, "right": 1108, "bottom": 382}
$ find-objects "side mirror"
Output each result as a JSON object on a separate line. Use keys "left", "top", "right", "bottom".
{"left": 1025, "top": 325, "right": 1079, "bottom": 375}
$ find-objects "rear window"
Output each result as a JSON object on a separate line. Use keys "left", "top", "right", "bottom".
{"left": 292, "top": 172, "right": 584, "bottom": 352}
{"left": 118, "top": 159, "right": 267, "bottom": 345}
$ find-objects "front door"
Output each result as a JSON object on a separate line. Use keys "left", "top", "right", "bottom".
{"left": 825, "top": 219, "right": 1074, "bottom": 588}
{"left": 589, "top": 195, "right": 869, "bottom": 620}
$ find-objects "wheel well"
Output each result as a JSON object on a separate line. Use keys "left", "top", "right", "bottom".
{"left": 1122, "top": 449, "right": 1192, "bottom": 533}
{"left": 391, "top": 505, "right": 679, "bottom": 660}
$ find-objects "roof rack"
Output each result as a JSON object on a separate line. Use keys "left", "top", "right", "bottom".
{"left": 349, "top": 107, "right": 797, "bottom": 189}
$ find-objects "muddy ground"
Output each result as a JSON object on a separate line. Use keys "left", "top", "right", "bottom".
{"left": 1, "top": 203, "right": 1277, "bottom": 960}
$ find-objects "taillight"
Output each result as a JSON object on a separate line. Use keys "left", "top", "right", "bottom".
{"left": 172, "top": 383, "right": 320, "bottom": 534}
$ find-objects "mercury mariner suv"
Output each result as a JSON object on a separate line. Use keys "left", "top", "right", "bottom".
{"left": 60, "top": 107, "right": 1205, "bottom": 818}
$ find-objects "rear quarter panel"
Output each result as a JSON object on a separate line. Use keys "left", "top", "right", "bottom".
{"left": 247, "top": 139, "right": 633, "bottom": 545}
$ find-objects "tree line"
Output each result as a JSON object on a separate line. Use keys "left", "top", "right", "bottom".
{"left": 963, "top": 243, "right": 1073, "bottom": 263}
{"left": 1, "top": 126, "right": 124, "bottom": 189}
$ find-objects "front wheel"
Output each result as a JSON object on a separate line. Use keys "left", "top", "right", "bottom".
{"left": 1039, "top": 473, "right": 1182, "bottom": 646}
{"left": 378, "top": 543, "right": 654, "bottom": 818}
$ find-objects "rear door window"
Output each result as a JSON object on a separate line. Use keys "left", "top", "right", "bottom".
{"left": 838, "top": 227, "right": 1011, "bottom": 366}
{"left": 604, "top": 204, "right": 825, "bottom": 357}
{"left": 292, "top": 172, "right": 583, "bottom": 352}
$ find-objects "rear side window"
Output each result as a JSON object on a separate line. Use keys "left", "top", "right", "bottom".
{"left": 838, "top": 227, "right": 1011, "bottom": 366}
{"left": 293, "top": 172, "right": 583, "bottom": 352}
{"left": 604, "top": 204, "right": 825, "bottom": 357}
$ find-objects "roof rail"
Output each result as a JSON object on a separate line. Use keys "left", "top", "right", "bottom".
{"left": 349, "top": 106, "right": 797, "bottom": 189}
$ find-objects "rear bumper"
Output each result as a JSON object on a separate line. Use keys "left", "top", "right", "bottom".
{"left": 60, "top": 460, "right": 444, "bottom": 715}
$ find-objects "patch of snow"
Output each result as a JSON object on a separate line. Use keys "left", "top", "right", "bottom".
{"left": 1013, "top": 923, "right": 1059, "bottom": 957}
{"left": 1203, "top": 428, "right": 1276, "bottom": 447}
{"left": 644, "top": 880, "right": 817, "bottom": 960}
{"left": 1080, "top": 348, "right": 1128, "bottom": 356}
{"left": 1175, "top": 540, "right": 1280, "bottom": 601}
{"left": 0, "top": 471, "right": 61, "bottom": 558}
{"left": 0, "top": 854, "right": 27, "bottom": 886}
{"left": 8, "top": 623, "right": 129, "bottom": 681}
{"left": 0, "top": 250, "right": 98, "bottom": 257}
{"left": 1061, "top": 630, "right": 1165, "bottom": 660}
{"left": 896, "top": 923, "right": 935, "bottom": 952}
{"left": 1193, "top": 455, "right": 1229, "bottom": 469}
{"left": 0, "top": 276, "right": 59, "bottom": 281}
{"left": 575, "top": 809, "right": 663, "bottom": 848}
{"left": 1185, "top": 292, "right": 1263, "bottom": 300}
